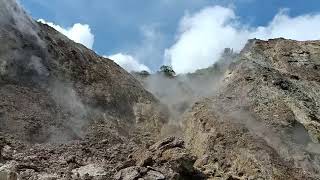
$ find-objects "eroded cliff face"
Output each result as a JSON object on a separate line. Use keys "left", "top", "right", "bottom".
{"left": 117, "top": 39, "right": 320, "bottom": 180}
{"left": 0, "top": 0, "right": 169, "bottom": 179}
{"left": 184, "top": 38, "right": 320, "bottom": 179}
{"left": 0, "top": 0, "right": 167, "bottom": 144}
{"left": 1, "top": 0, "right": 320, "bottom": 179}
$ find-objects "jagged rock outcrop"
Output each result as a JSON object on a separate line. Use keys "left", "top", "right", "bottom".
{"left": 184, "top": 38, "right": 320, "bottom": 179}
{"left": 115, "top": 137, "right": 205, "bottom": 180}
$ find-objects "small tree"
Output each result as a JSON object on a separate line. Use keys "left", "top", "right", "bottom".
{"left": 160, "top": 65, "right": 176, "bottom": 77}
{"left": 138, "top": 70, "right": 150, "bottom": 76}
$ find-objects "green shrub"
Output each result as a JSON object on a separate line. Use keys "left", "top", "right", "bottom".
{"left": 159, "top": 65, "right": 176, "bottom": 77}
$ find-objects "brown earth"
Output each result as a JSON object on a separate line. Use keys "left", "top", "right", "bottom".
{"left": 184, "top": 38, "right": 320, "bottom": 179}
{"left": 1, "top": 0, "right": 320, "bottom": 179}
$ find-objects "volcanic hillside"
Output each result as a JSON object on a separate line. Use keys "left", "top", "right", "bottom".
{"left": 0, "top": 0, "right": 320, "bottom": 179}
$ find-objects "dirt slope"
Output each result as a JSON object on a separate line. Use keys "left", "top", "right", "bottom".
{"left": 1, "top": 0, "right": 320, "bottom": 179}
{"left": 0, "top": 0, "right": 169, "bottom": 179}
{"left": 0, "top": 0, "right": 166, "bottom": 143}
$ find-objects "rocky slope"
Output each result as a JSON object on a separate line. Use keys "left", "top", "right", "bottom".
{"left": 0, "top": 0, "right": 168, "bottom": 144}
{"left": 0, "top": 0, "right": 169, "bottom": 179}
{"left": 183, "top": 38, "right": 320, "bottom": 179}
{"left": 1, "top": 0, "right": 320, "bottom": 179}
{"left": 127, "top": 38, "right": 320, "bottom": 179}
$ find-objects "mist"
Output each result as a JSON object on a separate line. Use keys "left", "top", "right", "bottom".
{"left": 134, "top": 48, "right": 237, "bottom": 135}
{"left": 134, "top": 45, "right": 320, "bottom": 175}
{"left": 0, "top": 0, "right": 93, "bottom": 144}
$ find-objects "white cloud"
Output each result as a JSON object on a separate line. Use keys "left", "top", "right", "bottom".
{"left": 164, "top": 6, "right": 249, "bottom": 74}
{"left": 251, "top": 9, "right": 320, "bottom": 40}
{"left": 107, "top": 53, "right": 150, "bottom": 73}
{"left": 38, "top": 19, "right": 150, "bottom": 73}
{"left": 165, "top": 7, "right": 320, "bottom": 74}
{"left": 38, "top": 19, "right": 94, "bottom": 49}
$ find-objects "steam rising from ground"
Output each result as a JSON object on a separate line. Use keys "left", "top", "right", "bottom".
{"left": 50, "top": 81, "right": 89, "bottom": 141}
{"left": 2, "top": 0, "right": 320, "bottom": 153}
{"left": 140, "top": 72, "right": 225, "bottom": 138}
{"left": 229, "top": 110, "right": 320, "bottom": 173}
{"left": 138, "top": 50, "right": 320, "bottom": 173}
{"left": 0, "top": 0, "right": 90, "bottom": 143}
{"left": 0, "top": 0, "right": 44, "bottom": 47}
{"left": 140, "top": 52, "right": 235, "bottom": 124}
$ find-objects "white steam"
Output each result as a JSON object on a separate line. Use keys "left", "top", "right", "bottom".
{"left": 165, "top": 6, "right": 320, "bottom": 74}
{"left": 38, "top": 19, "right": 94, "bottom": 49}
{"left": 0, "top": 0, "right": 44, "bottom": 46}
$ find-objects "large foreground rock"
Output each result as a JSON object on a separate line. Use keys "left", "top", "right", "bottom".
{"left": 115, "top": 137, "right": 205, "bottom": 180}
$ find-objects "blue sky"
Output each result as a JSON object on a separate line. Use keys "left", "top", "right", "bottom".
{"left": 20, "top": 0, "right": 320, "bottom": 73}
